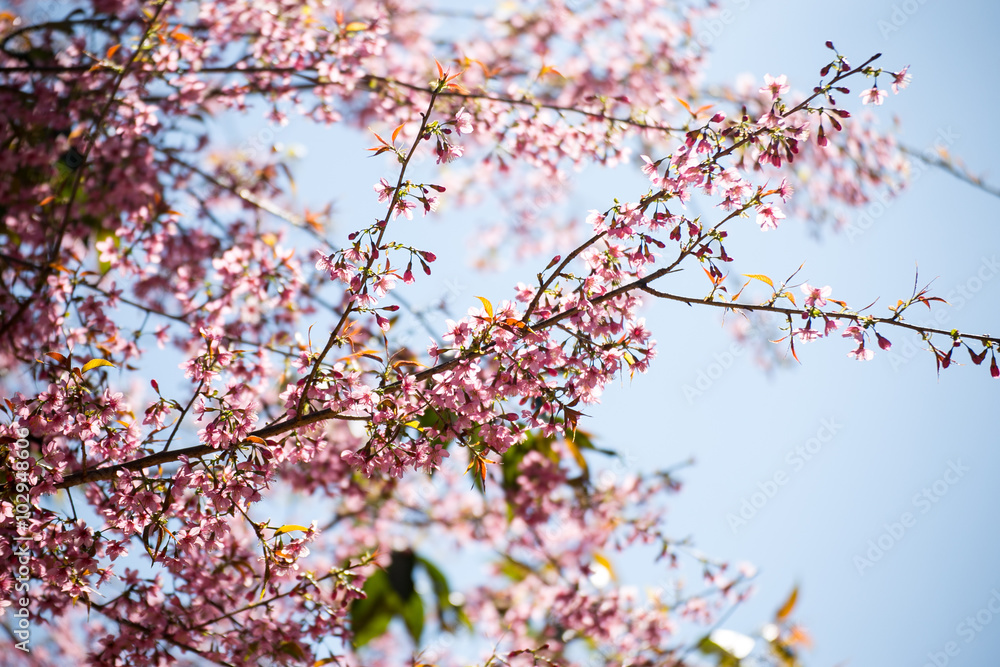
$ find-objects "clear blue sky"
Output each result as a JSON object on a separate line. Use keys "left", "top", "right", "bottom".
{"left": 216, "top": 1, "right": 1000, "bottom": 664}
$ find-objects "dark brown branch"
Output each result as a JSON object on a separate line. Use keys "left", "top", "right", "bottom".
{"left": 639, "top": 286, "right": 998, "bottom": 344}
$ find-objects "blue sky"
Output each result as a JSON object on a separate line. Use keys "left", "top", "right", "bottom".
{"left": 206, "top": 0, "right": 1000, "bottom": 663}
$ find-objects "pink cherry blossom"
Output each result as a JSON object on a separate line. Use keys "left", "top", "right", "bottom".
{"left": 891, "top": 66, "right": 911, "bottom": 93}
{"left": 801, "top": 283, "right": 832, "bottom": 308}
{"left": 860, "top": 86, "right": 888, "bottom": 105}
{"left": 759, "top": 73, "right": 791, "bottom": 100}
{"left": 756, "top": 203, "right": 786, "bottom": 230}
{"left": 454, "top": 106, "right": 475, "bottom": 135}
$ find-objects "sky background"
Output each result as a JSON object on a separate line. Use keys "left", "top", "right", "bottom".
{"left": 204, "top": 0, "right": 1000, "bottom": 664}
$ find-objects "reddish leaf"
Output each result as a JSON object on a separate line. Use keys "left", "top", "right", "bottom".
{"left": 968, "top": 345, "right": 988, "bottom": 366}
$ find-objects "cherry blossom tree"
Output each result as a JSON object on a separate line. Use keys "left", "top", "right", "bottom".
{"left": 0, "top": 0, "right": 996, "bottom": 665}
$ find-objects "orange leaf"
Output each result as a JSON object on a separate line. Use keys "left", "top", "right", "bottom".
{"left": 343, "top": 21, "right": 367, "bottom": 31}
{"left": 776, "top": 586, "right": 799, "bottom": 621}
{"left": 475, "top": 296, "right": 494, "bottom": 319}
{"left": 392, "top": 359, "right": 426, "bottom": 368}
{"left": 675, "top": 97, "right": 693, "bottom": 115}
{"left": 246, "top": 435, "right": 266, "bottom": 444}
{"left": 787, "top": 625, "right": 813, "bottom": 648}
{"left": 742, "top": 273, "right": 774, "bottom": 289}
{"left": 539, "top": 64, "right": 564, "bottom": 78}
{"left": 82, "top": 359, "right": 115, "bottom": 373}
{"left": 919, "top": 296, "right": 948, "bottom": 309}
{"left": 106, "top": 44, "right": 121, "bottom": 59}
{"left": 44, "top": 351, "right": 66, "bottom": 363}
{"left": 784, "top": 291, "right": 797, "bottom": 307}
{"left": 435, "top": 59, "right": 445, "bottom": 80}
{"left": 731, "top": 280, "right": 751, "bottom": 301}
{"left": 564, "top": 437, "right": 588, "bottom": 474}
{"left": 701, "top": 267, "right": 722, "bottom": 286}
{"left": 39, "top": 195, "right": 55, "bottom": 207}
{"left": 391, "top": 123, "right": 405, "bottom": 144}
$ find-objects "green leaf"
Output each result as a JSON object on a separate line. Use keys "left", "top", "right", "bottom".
{"left": 349, "top": 569, "right": 396, "bottom": 647}
{"left": 399, "top": 585, "right": 425, "bottom": 644}
{"left": 496, "top": 554, "right": 532, "bottom": 583}
{"left": 386, "top": 550, "right": 416, "bottom": 601}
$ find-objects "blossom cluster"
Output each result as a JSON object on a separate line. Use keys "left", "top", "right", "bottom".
{"left": 0, "top": 1, "right": 993, "bottom": 666}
